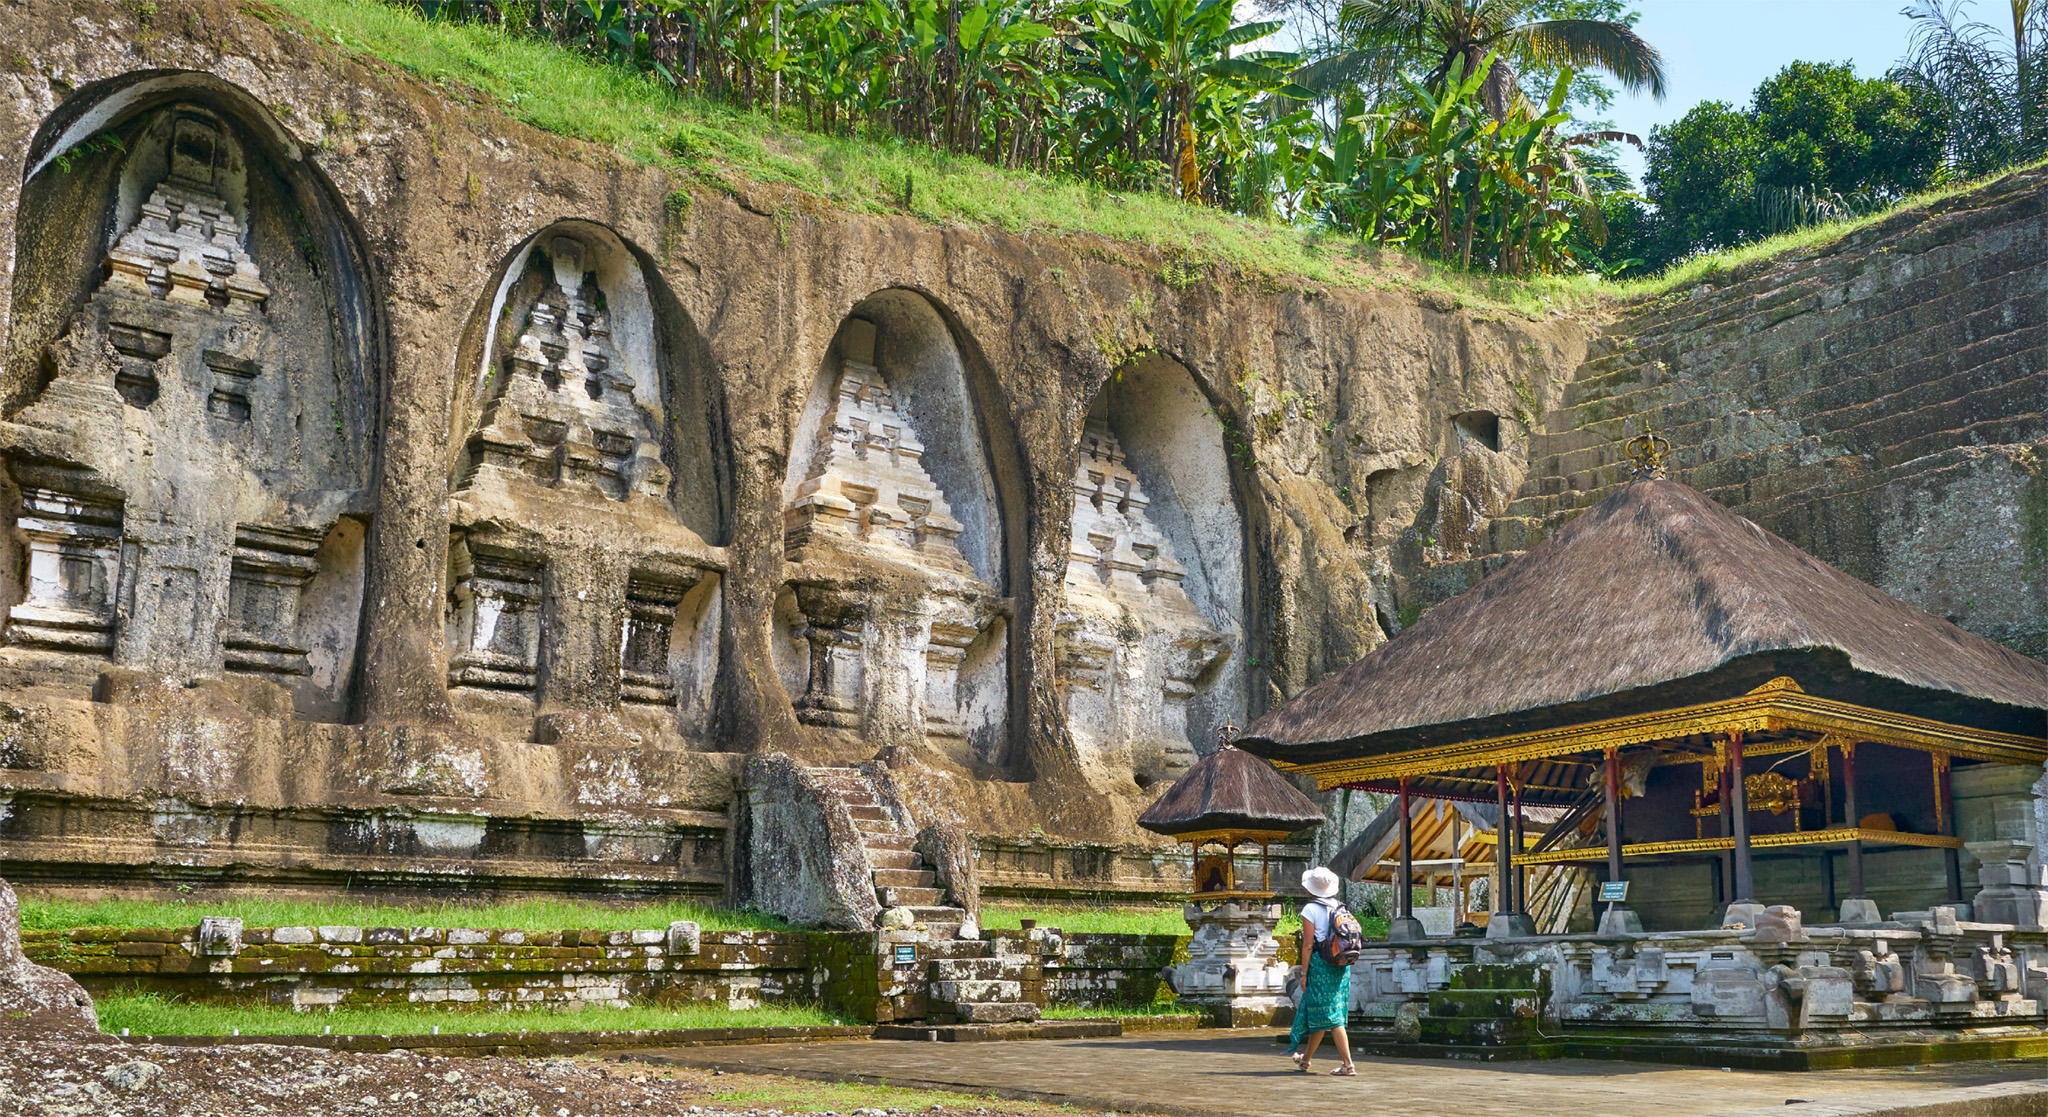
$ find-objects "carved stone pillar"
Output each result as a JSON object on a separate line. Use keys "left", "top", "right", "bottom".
{"left": 923, "top": 606, "right": 980, "bottom": 741}
{"left": 792, "top": 585, "right": 865, "bottom": 728}
{"left": 622, "top": 571, "right": 696, "bottom": 706}
{"left": 447, "top": 543, "right": 544, "bottom": 692}
{"left": 4, "top": 465, "right": 123, "bottom": 654}
{"left": 222, "top": 524, "right": 324, "bottom": 677}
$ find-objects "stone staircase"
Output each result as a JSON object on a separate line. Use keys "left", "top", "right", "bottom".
{"left": 808, "top": 766, "right": 1042, "bottom": 1026}
{"left": 809, "top": 766, "right": 962, "bottom": 923}
{"left": 1413, "top": 162, "right": 2048, "bottom": 637}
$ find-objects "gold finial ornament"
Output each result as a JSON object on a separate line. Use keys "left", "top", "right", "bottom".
{"left": 1623, "top": 431, "right": 1672, "bottom": 481}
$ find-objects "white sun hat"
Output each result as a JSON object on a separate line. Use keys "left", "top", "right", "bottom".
{"left": 1302, "top": 866, "right": 1341, "bottom": 898}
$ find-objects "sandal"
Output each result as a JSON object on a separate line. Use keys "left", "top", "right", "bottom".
{"left": 1330, "top": 1065, "right": 1357, "bottom": 1077}
{"left": 1290, "top": 1052, "right": 1310, "bottom": 1072}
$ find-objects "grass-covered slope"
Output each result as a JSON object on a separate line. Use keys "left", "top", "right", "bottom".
{"left": 266, "top": 0, "right": 1599, "bottom": 312}
{"left": 265, "top": 2, "right": 2040, "bottom": 315}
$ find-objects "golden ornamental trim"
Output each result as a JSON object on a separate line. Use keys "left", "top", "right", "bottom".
{"left": 1280, "top": 684, "right": 2046, "bottom": 790}
{"left": 1512, "top": 826, "right": 1963, "bottom": 865}
{"left": 1170, "top": 828, "right": 1298, "bottom": 848}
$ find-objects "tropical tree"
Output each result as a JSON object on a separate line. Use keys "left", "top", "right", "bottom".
{"left": 1614, "top": 61, "right": 1948, "bottom": 273}
{"left": 1331, "top": 0, "right": 1665, "bottom": 119}
{"left": 1100, "top": 0, "right": 1300, "bottom": 198}
{"left": 1895, "top": 0, "right": 2048, "bottom": 176}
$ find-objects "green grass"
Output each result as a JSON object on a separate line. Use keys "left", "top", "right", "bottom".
{"left": 96, "top": 993, "right": 846, "bottom": 1036}
{"left": 253, "top": 4, "right": 2044, "bottom": 318}
{"left": 980, "top": 902, "right": 1309, "bottom": 937}
{"left": 1042, "top": 1002, "right": 1204, "bottom": 1018}
{"left": 264, "top": 0, "right": 1600, "bottom": 315}
{"left": 20, "top": 895, "right": 791, "bottom": 934}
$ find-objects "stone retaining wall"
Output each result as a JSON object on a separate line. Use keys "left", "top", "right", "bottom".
{"left": 24, "top": 922, "right": 1202, "bottom": 1018}
{"left": 25, "top": 923, "right": 835, "bottom": 1012}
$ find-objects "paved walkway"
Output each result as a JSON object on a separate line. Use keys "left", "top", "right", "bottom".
{"left": 627, "top": 1029, "right": 2048, "bottom": 1117}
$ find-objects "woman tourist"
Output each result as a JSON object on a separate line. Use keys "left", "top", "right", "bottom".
{"left": 1289, "top": 866, "right": 1360, "bottom": 1076}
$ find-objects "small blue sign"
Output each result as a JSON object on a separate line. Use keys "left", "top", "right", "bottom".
{"left": 1599, "top": 881, "right": 1630, "bottom": 903}
{"left": 893, "top": 944, "right": 918, "bottom": 967}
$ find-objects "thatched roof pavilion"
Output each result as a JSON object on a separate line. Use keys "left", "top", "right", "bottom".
{"left": 1237, "top": 476, "right": 2048, "bottom": 931}
{"left": 1139, "top": 743, "right": 1324, "bottom": 899}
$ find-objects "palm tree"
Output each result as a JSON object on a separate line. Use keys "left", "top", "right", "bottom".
{"left": 1335, "top": 0, "right": 1665, "bottom": 119}
{"left": 1895, "top": 0, "right": 2048, "bottom": 176}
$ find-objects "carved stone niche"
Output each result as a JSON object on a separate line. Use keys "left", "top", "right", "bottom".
{"left": 222, "top": 524, "right": 323, "bottom": 677}
{"left": 3, "top": 463, "right": 123, "bottom": 654}
{"left": 459, "top": 234, "right": 670, "bottom": 505}
{"left": 446, "top": 539, "right": 544, "bottom": 692}
{"left": 780, "top": 317, "right": 1003, "bottom": 748}
{"left": 1055, "top": 418, "right": 1230, "bottom": 783}
{"left": 621, "top": 569, "right": 699, "bottom": 705}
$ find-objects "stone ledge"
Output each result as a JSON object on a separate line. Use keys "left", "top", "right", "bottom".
{"left": 872, "top": 1020, "right": 1121, "bottom": 1042}
{"left": 128, "top": 1024, "right": 877, "bottom": 1057}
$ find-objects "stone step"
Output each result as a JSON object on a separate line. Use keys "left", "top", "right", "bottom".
{"left": 931, "top": 978, "right": 1023, "bottom": 1004}
{"left": 866, "top": 847, "right": 925, "bottom": 871}
{"left": 862, "top": 833, "right": 914, "bottom": 852}
{"left": 932, "top": 956, "right": 1030, "bottom": 982}
{"left": 873, "top": 1019, "right": 1112, "bottom": 1041}
{"left": 872, "top": 868, "right": 937, "bottom": 889}
{"left": 902, "top": 905, "right": 967, "bottom": 924}
{"left": 944, "top": 1002, "right": 1042, "bottom": 1025}
{"left": 879, "top": 886, "right": 946, "bottom": 908}
{"left": 846, "top": 804, "right": 892, "bottom": 822}
{"left": 926, "top": 939, "right": 992, "bottom": 960}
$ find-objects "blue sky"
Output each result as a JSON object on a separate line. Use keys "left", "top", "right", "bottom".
{"left": 1605, "top": 1, "right": 1928, "bottom": 184}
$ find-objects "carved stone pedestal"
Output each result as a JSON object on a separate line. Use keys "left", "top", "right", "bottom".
{"left": 1168, "top": 901, "right": 1293, "bottom": 1027}
{"left": 1967, "top": 840, "right": 2048, "bottom": 929}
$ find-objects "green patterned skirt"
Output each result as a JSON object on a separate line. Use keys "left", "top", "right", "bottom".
{"left": 1288, "top": 948, "right": 1351, "bottom": 1051}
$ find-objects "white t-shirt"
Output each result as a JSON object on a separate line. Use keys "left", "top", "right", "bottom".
{"left": 1302, "top": 898, "right": 1337, "bottom": 945}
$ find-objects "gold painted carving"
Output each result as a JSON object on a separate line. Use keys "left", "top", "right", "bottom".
{"left": 1745, "top": 772, "right": 1799, "bottom": 817}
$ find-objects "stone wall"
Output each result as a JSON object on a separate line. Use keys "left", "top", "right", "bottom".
{"left": 0, "top": 2, "right": 1588, "bottom": 905}
{"left": 26, "top": 920, "right": 1168, "bottom": 1020}
{"left": 27, "top": 922, "right": 827, "bottom": 1012}
{"left": 1408, "top": 164, "right": 2048, "bottom": 654}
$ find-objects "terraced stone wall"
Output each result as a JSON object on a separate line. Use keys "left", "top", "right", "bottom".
{"left": 1406, "top": 165, "right": 2048, "bottom": 663}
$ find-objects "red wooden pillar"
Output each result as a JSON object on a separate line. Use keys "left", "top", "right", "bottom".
{"left": 1729, "top": 731, "right": 1755, "bottom": 903}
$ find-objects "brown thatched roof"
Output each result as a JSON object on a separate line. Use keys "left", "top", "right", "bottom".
{"left": 1239, "top": 480, "right": 2048, "bottom": 767}
{"left": 1137, "top": 746, "right": 1325, "bottom": 837}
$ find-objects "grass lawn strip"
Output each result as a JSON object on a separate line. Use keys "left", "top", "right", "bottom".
{"left": 96, "top": 993, "right": 848, "bottom": 1036}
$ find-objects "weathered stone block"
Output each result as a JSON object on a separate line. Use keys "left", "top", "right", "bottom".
{"left": 1690, "top": 967, "right": 1768, "bottom": 1020}
{"left": 667, "top": 921, "right": 701, "bottom": 956}
{"left": 199, "top": 917, "right": 243, "bottom": 956}
{"left": 271, "top": 927, "right": 315, "bottom": 945}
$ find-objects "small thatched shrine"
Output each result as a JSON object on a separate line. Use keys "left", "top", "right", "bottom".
{"left": 1139, "top": 731, "right": 1323, "bottom": 1026}
{"left": 1235, "top": 463, "right": 2048, "bottom": 1064}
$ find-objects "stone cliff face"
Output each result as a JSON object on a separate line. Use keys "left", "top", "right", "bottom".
{"left": 0, "top": 2, "right": 1588, "bottom": 902}
{"left": 1411, "top": 165, "right": 2048, "bottom": 664}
